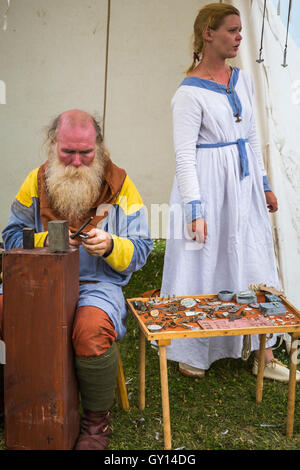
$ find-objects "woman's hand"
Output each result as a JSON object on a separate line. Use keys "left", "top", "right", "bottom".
{"left": 79, "top": 228, "right": 113, "bottom": 257}
{"left": 187, "top": 217, "right": 207, "bottom": 244}
{"left": 265, "top": 191, "right": 278, "bottom": 213}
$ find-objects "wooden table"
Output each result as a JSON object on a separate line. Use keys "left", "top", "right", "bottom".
{"left": 127, "top": 293, "right": 300, "bottom": 450}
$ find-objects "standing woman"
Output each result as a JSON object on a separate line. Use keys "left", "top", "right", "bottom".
{"left": 161, "top": 3, "right": 298, "bottom": 382}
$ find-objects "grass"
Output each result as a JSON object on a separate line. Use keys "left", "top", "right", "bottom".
{"left": 0, "top": 239, "right": 299, "bottom": 450}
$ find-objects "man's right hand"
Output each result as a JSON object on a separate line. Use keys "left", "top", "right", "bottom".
{"left": 69, "top": 230, "right": 81, "bottom": 246}
{"left": 187, "top": 217, "right": 207, "bottom": 244}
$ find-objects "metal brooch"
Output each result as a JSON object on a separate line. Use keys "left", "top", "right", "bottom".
{"left": 180, "top": 298, "right": 197, "bottom": 308}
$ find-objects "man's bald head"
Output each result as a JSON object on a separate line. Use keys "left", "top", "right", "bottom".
{"left": 60, "top": 109, "right": 94, "bottom": 126}
{"left": 47, "top": 109, "right": 103, "bottom": 147}
{"left": 46, "top": 110, "right": 104, "bottom": 168}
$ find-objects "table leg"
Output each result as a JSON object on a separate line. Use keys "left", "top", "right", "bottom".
{"left": 116, "top": 344, "right": 130, "bottom": 411}
{"left": 158, "top": 341, "right": 172, "bottom": 450}
{"left": 286, "top": 334, "right": 298, "bottom": 438}
{"left": 138, "top": 328, "right": 146, "bottom": 411}
{"left": 256, "top": 334, "right": 266, "bottom": 403}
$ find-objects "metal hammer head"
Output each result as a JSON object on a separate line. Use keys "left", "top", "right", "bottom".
{"left": 48, "top": 221, "right": 69, "bottom": 252}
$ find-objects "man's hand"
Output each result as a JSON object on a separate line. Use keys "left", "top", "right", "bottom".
{"left": 69, "top": 230, "right": 81, "bottom": 247}
{"left": 265, "top": 191, "right": 278, "bottom": 213}
{"left": 187, "top": 217, "right": 207, "bottom": 244}
{"left": 80, "top": 228, "right": 113, "bottom": 257}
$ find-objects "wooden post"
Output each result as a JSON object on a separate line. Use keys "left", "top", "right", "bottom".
{"left": 3, "top": 247, "right": 80, "bottom": 450}
{"left": 138, "top": 328, "right": 146, "bottom": 411}
{"left": 158, "top": 339, "right": 172, "bottom": 450}
{"left": 286, "top": 334, "right": 299, "bottom": 438}
{"left": 256, "top": 334, "right": 266, "bottom": 403}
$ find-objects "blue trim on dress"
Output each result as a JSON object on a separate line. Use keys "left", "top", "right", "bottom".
{"left": 197, "top": 138, "right": 250, "bottom": 179}
{"left": 184, "top": 200, "right": 204, "bottom": 223}
{"left": 181, "top": 67, "right": 242, "bottom": 121}
{"left": 263, "top": 175, "right": 272, "bottom": 191}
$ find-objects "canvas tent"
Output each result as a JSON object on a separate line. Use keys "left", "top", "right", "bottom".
{"left": 231, "top": 0, "right": 300, "bottom": 309}
{"left": 0, "top": 0, "right": 299, "bottom": 307}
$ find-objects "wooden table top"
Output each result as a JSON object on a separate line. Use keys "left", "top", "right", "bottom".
{"left": 127, "top": 292, "right": 300, "bottom": 341}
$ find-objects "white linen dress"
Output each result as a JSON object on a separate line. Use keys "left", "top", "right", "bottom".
{"left": 161, "top": 67, "right": 280, "bottom": 370}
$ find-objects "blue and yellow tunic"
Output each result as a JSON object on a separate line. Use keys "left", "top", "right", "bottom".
{"left": 2, "top": 167, "right": 153, "bottom": 339}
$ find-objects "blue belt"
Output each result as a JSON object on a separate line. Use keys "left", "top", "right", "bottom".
{"left": 196, "top": 138, "right": 249, "bottom": 179}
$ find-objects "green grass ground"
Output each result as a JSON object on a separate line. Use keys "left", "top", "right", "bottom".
{"left": 0, "top": 239, "right": 299, "bottom": 450}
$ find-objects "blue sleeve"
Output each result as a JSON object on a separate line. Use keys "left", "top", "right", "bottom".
{"left": 2, "top": 199, "right": 46, "bottom": 249}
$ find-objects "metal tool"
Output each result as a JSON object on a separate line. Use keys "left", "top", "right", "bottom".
{"left": 48, "top": 220, "right": 69, "bottom": 252}
{"left": 70, "top": 217, "right": 93, "bottom": 239}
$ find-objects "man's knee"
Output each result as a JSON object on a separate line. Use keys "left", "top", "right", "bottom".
{"left": 72, "top": 306, "right": 117, "bottom": 357}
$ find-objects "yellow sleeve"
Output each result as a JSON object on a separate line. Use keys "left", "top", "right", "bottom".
{"left": 114, "top": 175, "right": 144, "bottom": 216}
{"left": 101, "top": 175, "right": 144, "bottom": 272}
{"left": 16, "top": 168, "right": 39, "bottom": 207}
{"left": 34, "top": 232, "right": 48, "bottom": 248}
{"left": 103, "top": 235, "right": 135, "bottom": 272}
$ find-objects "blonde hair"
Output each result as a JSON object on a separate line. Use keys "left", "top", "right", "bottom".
{"left": 186, "top": 3, "right": 240, "bottom": 74}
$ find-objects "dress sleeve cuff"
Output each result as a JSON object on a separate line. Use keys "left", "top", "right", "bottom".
{"left": 184, "top": 200, "right": 204, "bottom": 224}
{"left": 263, "top": 175, "right": 272, "bottom": 192}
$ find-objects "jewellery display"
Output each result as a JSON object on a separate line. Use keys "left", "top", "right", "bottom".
{"left": 180, "top": 298, "right": 197, "bottom": 308}
{"left": 150, "top": 309, "right": 160, "bottom": 319}
{"left": 129, "top": 291, "right": 300, "bottom": 333}
{"left": 236, "top": 290, "right": 257, "bottom": 304}
{"left": 218, "top": 290, "right": 234, "bottom": 301}
{"left": 265, "top": 294, "right": 282, "bottom": 303}
{"left": 147, "top": 324, "right": 163, "bottom": 332}
{"left": 259, "top": 302, "right": 287, "bottom": 316}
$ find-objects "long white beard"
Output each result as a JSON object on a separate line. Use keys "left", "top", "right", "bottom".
{"left": 45, "top": 148, "right": 105, "bottom": 225}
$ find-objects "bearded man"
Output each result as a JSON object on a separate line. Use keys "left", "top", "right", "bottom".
{"left": 0, "top": 109, "right": 153, "bottom": 450}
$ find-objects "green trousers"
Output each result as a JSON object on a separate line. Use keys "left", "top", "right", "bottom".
{"left": 75, "top": 342, "right": 118, "bottom": 412}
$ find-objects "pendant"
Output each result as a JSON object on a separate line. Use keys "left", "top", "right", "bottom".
{"left": 226, "top": 88, "right": 232, "bottom": 94}
{"left": 235, "top": 114, "right": 242, "bottom": 123}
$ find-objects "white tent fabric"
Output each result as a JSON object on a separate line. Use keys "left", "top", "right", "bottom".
{"left": 231, "top": 0, "right": 300, "bottom": 309}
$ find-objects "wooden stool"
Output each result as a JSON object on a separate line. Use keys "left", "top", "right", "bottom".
{"left": 116, "top": 343, "right": 130, "bottom": 410}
